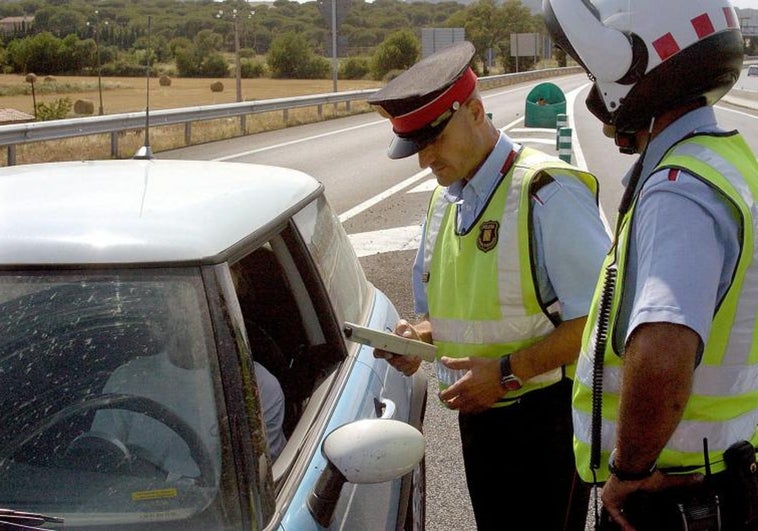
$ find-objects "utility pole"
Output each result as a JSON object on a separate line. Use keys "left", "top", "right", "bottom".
{"left": 234, "top": 12, "right": 242, "bottom": 102}
{"left": 217, "top": 9, "right": 245, "bottom": 103}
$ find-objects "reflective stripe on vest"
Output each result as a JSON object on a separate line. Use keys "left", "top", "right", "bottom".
{"left": 423, "top": 146, "right": 599, "bottom": 401}
{"left": 573, "top": 133, "right": 758, "bottom": 482}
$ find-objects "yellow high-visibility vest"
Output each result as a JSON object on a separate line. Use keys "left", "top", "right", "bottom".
{"left": 573, "top": 133, "right": 758, "bottom": 482}
{"left": 423, "top": 146, "right": 598, "bottom": 402}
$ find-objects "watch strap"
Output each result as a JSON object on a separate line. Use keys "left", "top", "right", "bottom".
{"left": 608, "top": 449, "right": 657, "bottom": 481}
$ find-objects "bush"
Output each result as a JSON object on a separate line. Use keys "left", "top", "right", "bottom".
{"left": 203, "top": 53, "right": 231, "bottom": 78}
{"left": 35, "top": 97, "right": 72, "bottom": 121}
{"left": 340, "top": 56, "right": 370, "bottom": 80}
{"left": 159, "top": 75, "right": 171, "bottom": 86}
{"left": 210, "top": 81, "right": 224, "bottom": 92}
{"left": 370, "top": 30, "right": 420, "bottom": 80}
{"left": 301, "top": 55, "right": 331, "bottom": 80}
{"left": 241, "top": 58, "right": 266, "bottom": 78}
{"left": 268, "top": 32, "right": 328, "bottom": 79}
{"left": 100, "top": 61, "right": 149, "bottom": 77}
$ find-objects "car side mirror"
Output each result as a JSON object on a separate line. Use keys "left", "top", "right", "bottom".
{"left": 307, "top": 418, "right": 425, "bottom": 527}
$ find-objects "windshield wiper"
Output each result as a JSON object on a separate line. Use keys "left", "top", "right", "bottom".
{"left": 0, "top": 508, "right": 63, "bottom": 530}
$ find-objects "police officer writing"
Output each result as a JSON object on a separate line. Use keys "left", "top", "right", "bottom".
{"left": 367, "top": 41, "right": 611, "bottom": 531}
{"left": 544, "top": 0, "right": 758, "bottom": 529}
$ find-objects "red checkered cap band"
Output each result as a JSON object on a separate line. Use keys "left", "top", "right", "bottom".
{"left": 389, "top": 67, "right": 478, "bottom": 134}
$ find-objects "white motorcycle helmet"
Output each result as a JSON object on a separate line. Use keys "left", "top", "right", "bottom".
{"left": 543, "top": 0, "right": 743, "bottom": 151}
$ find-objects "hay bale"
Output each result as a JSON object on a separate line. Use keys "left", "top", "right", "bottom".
{"left": 74, "top": 99, "right": 95, "bottom": 115}
{"left": 210, "top": 81, "right": 224, "bottom": 93}
{"left": 43, "top": 76, "right": 55, "bottom": 82}
{"left": 159, "top": 75, "right": 171, "bottom": 86}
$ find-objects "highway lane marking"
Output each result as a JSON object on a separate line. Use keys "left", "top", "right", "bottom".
{"left": 715, "top": 103, "right": 758, "bottom": 119}
{"left": 338, "top": 168, "right": 431, "bottom": 223}
{"left": 211, "top": 120, "right": 386, "bottom": 161}
{"left": 350, "top": 225, "right": 423, "bottom": 258}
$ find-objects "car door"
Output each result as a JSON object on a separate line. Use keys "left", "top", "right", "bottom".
{"left": 209, "top": 193, "right": 423, "bottom": 530}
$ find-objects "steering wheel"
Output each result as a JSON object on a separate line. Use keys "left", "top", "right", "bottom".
{"left": 2, "top": 393, "right": 216, "bottom": 486}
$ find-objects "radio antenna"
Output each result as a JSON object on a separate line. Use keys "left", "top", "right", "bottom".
{"left": 134, "top": 15, "right": 153, "bottom": 159}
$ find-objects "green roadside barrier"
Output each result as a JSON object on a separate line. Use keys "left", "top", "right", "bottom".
{"left": 524, "top": 82, "right": 566, "bottom": 128}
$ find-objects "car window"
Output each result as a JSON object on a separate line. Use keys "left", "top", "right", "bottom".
{"left": 0, "top": 269, "right": 243, "bottom": 529}
{"left": 229, "top": 222, "right": 353, "bottom": 449}
{"left": 293, "top": 195, "right": 372, "bottom": 326}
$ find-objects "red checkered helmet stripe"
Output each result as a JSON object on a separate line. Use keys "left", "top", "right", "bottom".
{"left": 653, "top": 10, "right": 739, "bottom": 62}
{"left": 389, "top": 68, "right": 477, "bottom": 134}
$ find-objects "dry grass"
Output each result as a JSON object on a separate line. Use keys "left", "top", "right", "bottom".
{"left": 0, "top": 74, "right": 382, "bottom": 165}
{"left": 0, "top": 74, "right": 381, "bottom": 114}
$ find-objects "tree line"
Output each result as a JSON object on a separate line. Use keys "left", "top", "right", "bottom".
{"left": 9, "top": 0, "right": 719, "bottom": 82}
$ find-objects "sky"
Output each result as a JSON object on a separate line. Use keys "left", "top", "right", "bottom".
{"left": 734, "top": 0, "right": 758, "bottom": 8}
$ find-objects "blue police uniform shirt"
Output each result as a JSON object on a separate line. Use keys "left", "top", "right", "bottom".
{"left": 617, "top": 106, "right": 741, "bottom": 349}
{"left": 412, "top": 132, "right": 611, "bottom": 321}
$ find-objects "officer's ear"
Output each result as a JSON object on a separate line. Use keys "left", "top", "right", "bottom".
{"left": 464, "top": 97, "right": 486, "bottom": 124}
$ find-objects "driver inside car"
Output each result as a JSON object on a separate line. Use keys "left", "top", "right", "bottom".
{"left": 88, "top": 282, "right": 288, "bottom": 483}
{"left": 89, "top": 285, "right": 221, "bottom": 482}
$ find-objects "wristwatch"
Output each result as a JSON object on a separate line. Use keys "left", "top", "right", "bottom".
{"left": 608, "top": 448, "right": 657, "bottom": 481}
{"left": 499, "top": 355, "right": 523, "bottom": 392}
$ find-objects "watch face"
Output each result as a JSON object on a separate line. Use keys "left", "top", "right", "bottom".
{"left": 500, "top": 375, "right": 522, "bottom": 392}
{"left": 499, "top": 356, "right": 522, "bottom": 391}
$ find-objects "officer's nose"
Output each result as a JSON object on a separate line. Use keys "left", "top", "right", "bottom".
{"left": 418, "top": 143, "right": 435, "bottom": 169}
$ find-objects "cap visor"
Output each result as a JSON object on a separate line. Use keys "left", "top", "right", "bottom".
{"left": 386, "top": 114, "right": 453, "bottom": 160}
{"left": 387, "top": 135, "right": 424, "bottom": 159}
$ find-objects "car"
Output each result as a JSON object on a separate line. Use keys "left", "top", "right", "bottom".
{"left": 748, "top": 65, "right": 758, "bottom": 77}
{"left": 0, "top": 158, "right": 428, "bottom": 531}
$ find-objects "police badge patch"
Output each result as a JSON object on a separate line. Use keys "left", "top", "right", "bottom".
{"left": 477, "top": 220, "right": 499, "bottom": 252}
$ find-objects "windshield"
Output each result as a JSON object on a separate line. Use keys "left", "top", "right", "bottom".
{"left": 0, "top": 269, "right": 228, "bottom": 529}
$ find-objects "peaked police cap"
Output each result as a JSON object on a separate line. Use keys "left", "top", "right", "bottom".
{"left": 367, "top": 41, "right": 477, "bottom": 159}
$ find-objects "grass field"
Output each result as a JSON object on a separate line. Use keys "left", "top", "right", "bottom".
{"left": 0, "top": 74, "right": 384, "bottom": 165}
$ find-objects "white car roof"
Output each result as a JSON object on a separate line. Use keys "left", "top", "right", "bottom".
{"left": 0, "top": 159, "right": 322, "bottom": 266}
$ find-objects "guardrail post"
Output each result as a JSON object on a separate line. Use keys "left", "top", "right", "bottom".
{"left": 185, "top": 122, "right": 192, "bottom": 145}
{"left": 556, "top": 113, "right": 568, "bottom": 149}
{"left": 7, "top": 144, "right": 15, "bottom": 166}
{"left": 283, "top": 108, "right": 289, "bottom": 125}
{"left": 558, "top": 127, "right": 572, "bottom": 164}
{"left": 318, "top": 104, "right": 323, "bottom": 120}
{"left": 240, "top": 115, "right": 246, "bottom": 134}
{"left": 110, "top": 132, "right": 118, "bottom": 158}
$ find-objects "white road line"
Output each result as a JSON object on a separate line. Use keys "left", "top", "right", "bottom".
{"left": 212, "top": 120, "right": 385, "bottom": 161}
{"left": 715, "top": 103, "right": 758, "bottom": 118}
{"left": 408, "top": 179, "right": 437, "bottom": 193}
{"left": 349, "top": 225, "right": 423, "bottom": 257}
{"left": 338, "top": 168, "right": 431, "bottom": 223}
{"left": 563, "top": 84, "right": 589, "bottom": 171}
{"left": 510, "top": 137, "right": 558, "bottom": 146}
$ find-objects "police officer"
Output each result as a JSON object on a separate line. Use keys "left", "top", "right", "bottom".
{"left": 368, "top": 41, "right": 611, "bottom": 530}
{"left": 544, "top": 0, "right": 758, "bottom": 529}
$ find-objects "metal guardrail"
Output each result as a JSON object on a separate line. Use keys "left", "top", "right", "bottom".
{"left": 0, "top": 66, "right": 583, "bottom": 166}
